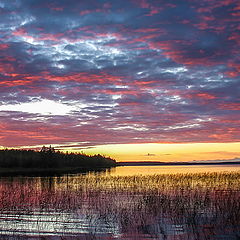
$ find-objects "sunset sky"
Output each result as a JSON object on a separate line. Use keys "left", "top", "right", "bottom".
{"left": 0, "top": 0, "right": 239, "bottom": 162}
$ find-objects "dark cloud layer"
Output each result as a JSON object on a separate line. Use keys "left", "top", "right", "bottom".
{"left": 0, "top": 0, "right": 239, "bottom": 147}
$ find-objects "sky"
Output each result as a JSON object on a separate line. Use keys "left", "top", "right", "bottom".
{"left": 0, "top": 0, "right": 239, "bottom": 162}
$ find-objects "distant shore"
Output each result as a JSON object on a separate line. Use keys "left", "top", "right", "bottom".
{"left": 117, "top": 161, "right": 240, "bottom": 166}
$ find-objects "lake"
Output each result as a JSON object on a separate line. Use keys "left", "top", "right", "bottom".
{"left": 0, "top": 165, "right": 239, "bottom": 239}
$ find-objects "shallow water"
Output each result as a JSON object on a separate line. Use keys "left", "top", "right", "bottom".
{"left": 0, "top": 166, "right": 239, "bottom": 239}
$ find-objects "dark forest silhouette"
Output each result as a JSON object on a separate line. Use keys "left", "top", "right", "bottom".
{"left": 0, "top": 146, "right": 116, "bottom": 172}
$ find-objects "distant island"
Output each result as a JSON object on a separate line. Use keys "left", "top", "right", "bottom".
{"left": 0, "top": 146, "right": 116, "bottom": 175}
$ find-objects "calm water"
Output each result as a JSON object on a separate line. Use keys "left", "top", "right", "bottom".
{"left": 0, "top": 165, "right": 239, "bottom": 240}
{"left": 107, "top": 164, "right": 240, "bottom": 176}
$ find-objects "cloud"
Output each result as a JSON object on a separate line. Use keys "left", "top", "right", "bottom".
{"left": 0, "top": 99, "right": 76, "bottom": 115}
{"left": 0, "top": 0, "right": 239, "bottom": 148}
{"left": 144, "top": 153, "right": 156, "bottom": 156}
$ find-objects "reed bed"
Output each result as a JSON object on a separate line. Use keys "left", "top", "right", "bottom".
{"left": 62, "top": 171, "right": 240, "bottom": 191}
{"left": 0, "top": 171, "right": 239, "bottom": 239}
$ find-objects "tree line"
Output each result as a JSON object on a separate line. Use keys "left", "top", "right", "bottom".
{"left": 0, "top": 146, "right": 116, "bottom": 169}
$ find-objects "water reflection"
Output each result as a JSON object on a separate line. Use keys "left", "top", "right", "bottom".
{"left": 0, "top": 171, "right": 239, "bottom": 239}
{"left": 107, "top": 165, "right": 240, "bottom": 176}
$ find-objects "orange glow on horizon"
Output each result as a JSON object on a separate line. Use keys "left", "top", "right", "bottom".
{"left": 62, "top": 142, "right": 240, "bottom": 162}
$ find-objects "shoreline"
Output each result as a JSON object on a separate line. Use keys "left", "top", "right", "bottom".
{"left": 0, "top": 162, "right": 239, "bottom": 176}
{"left": 117, "top": 161, "right": 240, "bottom": 166}
{"left": 0, "top": 166, "right": 114, "bottom": 176}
